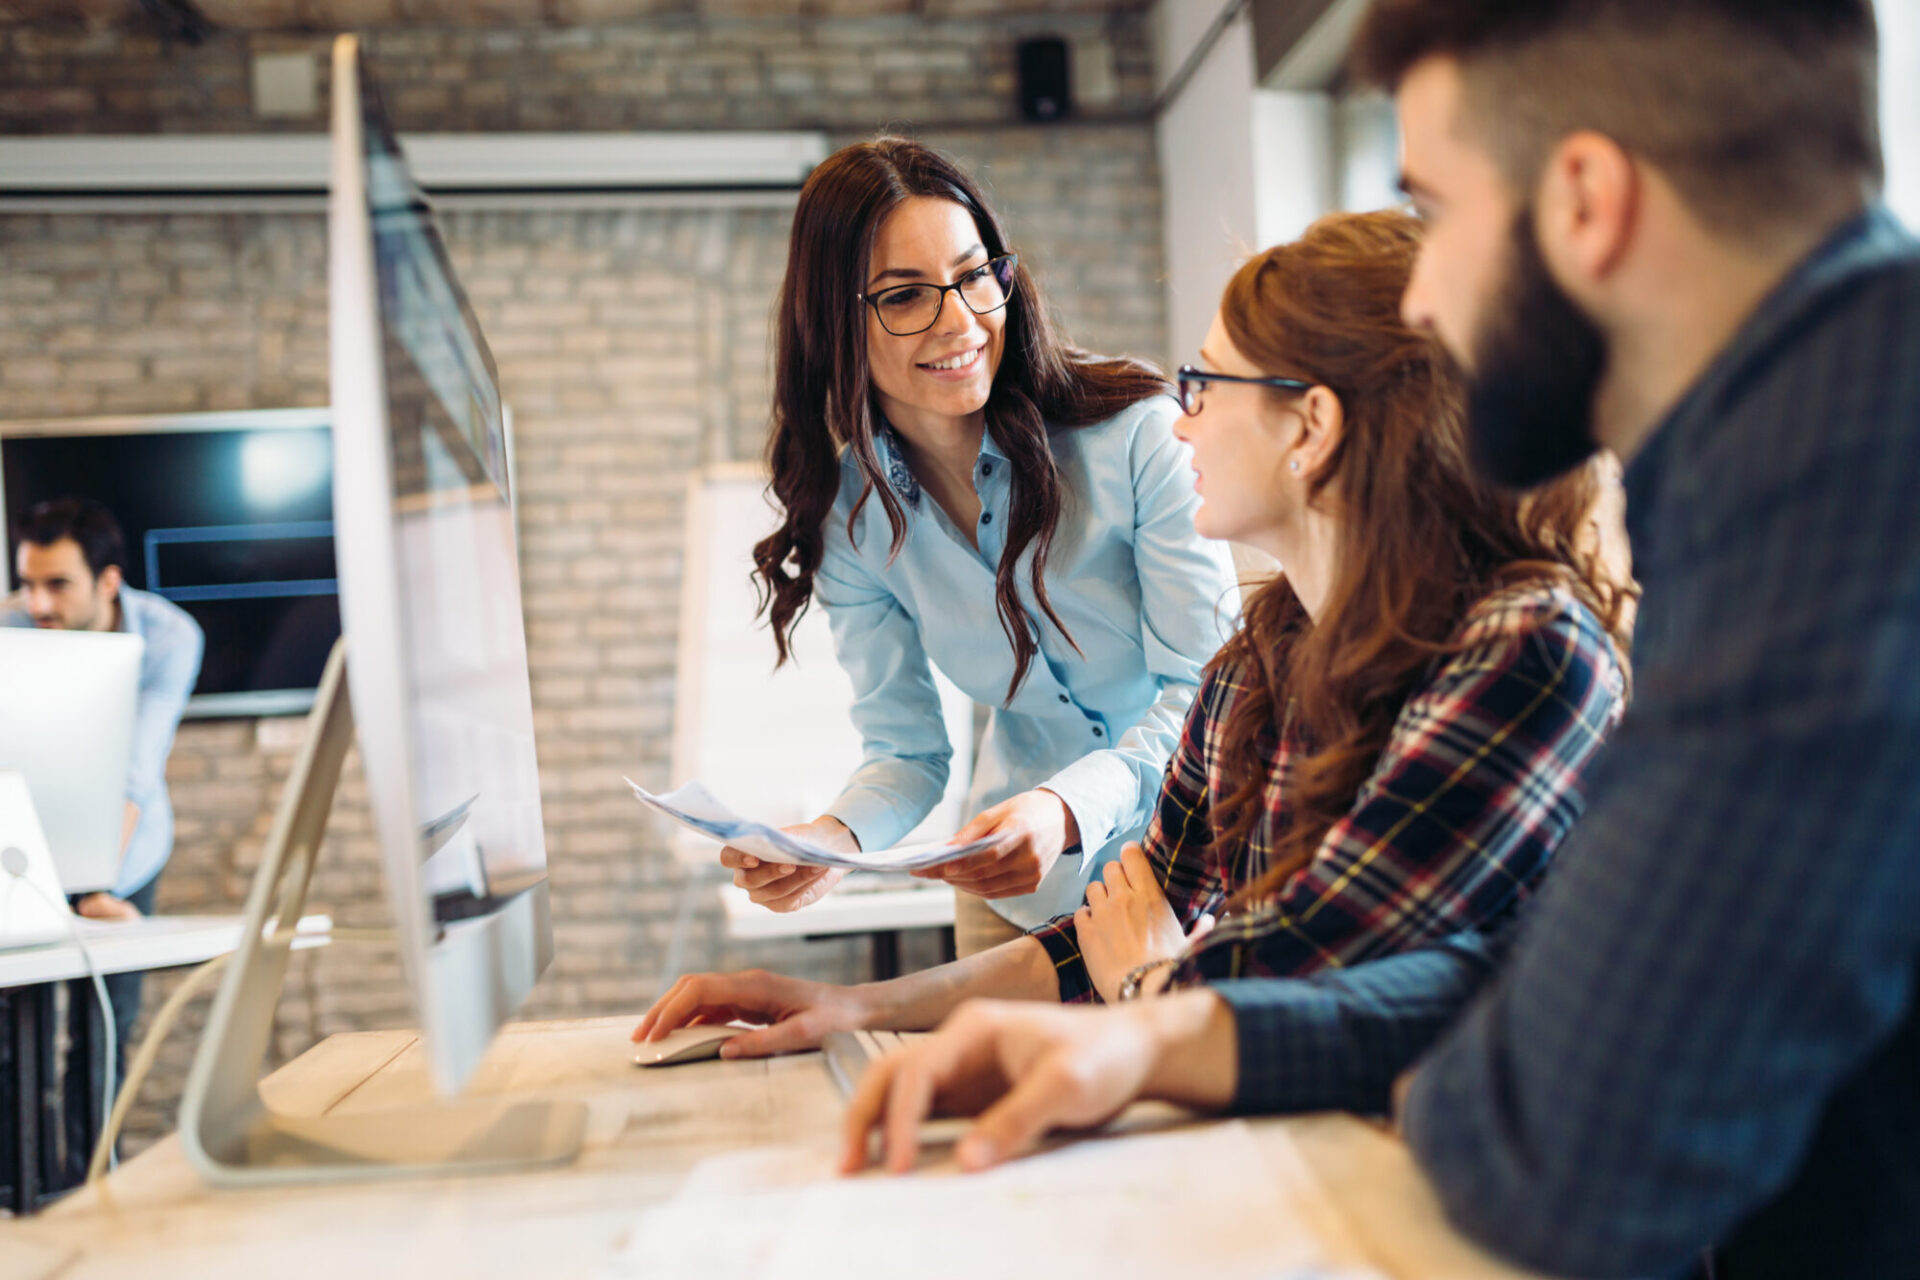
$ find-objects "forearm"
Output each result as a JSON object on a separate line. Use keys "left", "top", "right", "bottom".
{"left": 1213, "top": 932, "right": 1501, "bottom": 1116}
{"left": 1140, "top": 988, "right": 1239, "bottom": 1110}
{"left": 861, "top": 936, "right": 1060, "bottom": 1029}
{"left": 828, "top": 757, "right": 948, "bottom": 854}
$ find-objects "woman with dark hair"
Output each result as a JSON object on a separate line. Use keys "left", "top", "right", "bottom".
{"left": 719, "top": 136, "right": 1240, "bottom": 954}
{"left": 637, "top": 210, "right": 1629, "bottom": 1056}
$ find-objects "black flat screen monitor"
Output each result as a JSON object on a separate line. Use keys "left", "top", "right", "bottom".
{"left": 0, "top": 409, "right": 339, "bottom": 718}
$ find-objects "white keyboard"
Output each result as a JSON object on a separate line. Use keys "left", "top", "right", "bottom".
{"left": 820, "top": 1028, "right": 930, "bottom": 1096}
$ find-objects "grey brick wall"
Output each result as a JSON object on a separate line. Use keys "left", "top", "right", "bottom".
{"left": 1, "top": 14, "right": 1154, "bottom": 133}
{"left": 0, "top": 14, "right": 1167, "bottom": 1154}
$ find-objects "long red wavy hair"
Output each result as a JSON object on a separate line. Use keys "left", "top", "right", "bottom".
{"left": 1213, "top": 210, "right": 1634, "bottom": 904}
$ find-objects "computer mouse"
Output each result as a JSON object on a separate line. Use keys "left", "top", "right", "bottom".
{"left": 632, "top": 1024, "right": 745, "bottom": 1067}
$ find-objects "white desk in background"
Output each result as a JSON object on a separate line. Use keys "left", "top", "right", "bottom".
{"left": 0, "top": 915, "right": 254, "bottom": 990}
{"left": 0, "top": 1013, "right": 1557, "bottom": 1280}
{"left": 717, "top": 878, "right": 956, "bottom": 979}
{"left": 0, "top": 914, "right": 329, "bottom": 1215}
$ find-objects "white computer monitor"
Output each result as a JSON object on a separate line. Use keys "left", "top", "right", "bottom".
{"left": 176, "top": 37, "right": 582, "bottom": 1186}
{"left": 0, "top": 628, "right": 142, "bottom": 894}
{"left": 328, "top": 37, "right": 553, "bottom": 1098}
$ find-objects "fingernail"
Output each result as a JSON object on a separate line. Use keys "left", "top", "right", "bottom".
{"left": 957, "top": 1135, "right": 998, "bottom": 1170}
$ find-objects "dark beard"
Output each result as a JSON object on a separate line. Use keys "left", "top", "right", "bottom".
{"left": 1464, "top": 209, "right": 1609, "bottom": 489}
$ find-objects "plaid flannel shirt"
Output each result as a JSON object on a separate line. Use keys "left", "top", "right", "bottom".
{"left": 1029, "top": 580, "right": 1625, "bottom": 1001}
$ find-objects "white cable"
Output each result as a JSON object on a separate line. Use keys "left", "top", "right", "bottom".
{"left": 83, "top": 920, "right": 394, "bottom": 1185}
{"left": 86, "top": 949, "right": 226, "bottom": 1187}
{"left": 1, "top": 851, "right": 118, "bottom": 1174}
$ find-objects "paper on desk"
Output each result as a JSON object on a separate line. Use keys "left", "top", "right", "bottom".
{"left": 624, "top": 779, "right": 1001, "bottom": 871}
{"left": 596, "top": 1121, "right": 1389, "bottom": 1280}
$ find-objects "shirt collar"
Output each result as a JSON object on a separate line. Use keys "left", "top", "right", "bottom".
{"left": 874, "top": 420, "right": 1010, "bottom": 503}
{"left": 1622, "top": 204, "right": 1909, "bottom": 542}
{"left": 874, "top": 422, "right": 922, "bottom": 506}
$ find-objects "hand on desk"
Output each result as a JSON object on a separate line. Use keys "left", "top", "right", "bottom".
{"left": 912, "top": 789, "right": 1079, "bottom": 899}
{"left": 75, "top": 892, "right": 142, "bottom": 922}
{"left": 721, "top": 815, "right": 856, "bottom": 912}
{"left": 1075, "top": 843, "right": 1214, "bottom": 1004}
{"left": 839, "top": 990, "right": 1240, "bottom": 1176}
{"left": 634, "top": 969, "right": 873, "bottom": 1058}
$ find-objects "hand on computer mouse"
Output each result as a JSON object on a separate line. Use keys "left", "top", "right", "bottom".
{"left": 634, "top": 969, "right": 877, "bottom": 1058}
{"left": 75, "top": 892, "right": 142, "bottom": 921}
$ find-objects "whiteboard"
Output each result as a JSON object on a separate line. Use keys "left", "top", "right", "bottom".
{"left": 668, "top": 463, "right": 974, "bottom": 865}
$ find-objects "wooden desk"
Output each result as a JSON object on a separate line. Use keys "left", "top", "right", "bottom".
{"left": 0, "top": 1015, "right": 1551, "bottom": 1280}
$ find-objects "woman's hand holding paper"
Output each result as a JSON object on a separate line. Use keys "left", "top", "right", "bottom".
{"left": 723, "top": 815, "right": 858, "bottom": 911}
{"left": 915, "top": 789, "right": 1080, "bottom": 898}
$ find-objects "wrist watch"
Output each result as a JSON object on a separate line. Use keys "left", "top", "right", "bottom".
{"left": 1116, "top": 957, "right": 1180, "bottom": 1002}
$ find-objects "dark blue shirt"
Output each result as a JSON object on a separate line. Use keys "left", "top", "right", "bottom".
{"left": 1403, "top": 207, "right": 1920, "bottom": 1277}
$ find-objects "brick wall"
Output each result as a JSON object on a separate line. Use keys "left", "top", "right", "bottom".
{"left": 1, "top": 14, "right": 1154, "bottom": 133}
{"left": 0, "top": 13, "right": 1167, "bottom": 1151}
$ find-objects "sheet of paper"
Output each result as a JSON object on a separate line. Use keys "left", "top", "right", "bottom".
{"left": 625, "top": 778, "right": 1000, "bottom": 871}
{"left": 597, "top": 1122, "right": 1389, "bottom": 1280}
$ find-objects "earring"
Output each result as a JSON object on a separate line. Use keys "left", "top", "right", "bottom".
{"left": 1288, "top": 459, "right": 1301, "bottom": 474}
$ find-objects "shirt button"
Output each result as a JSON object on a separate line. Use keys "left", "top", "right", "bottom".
{"left": 1058, "top": 694, "right": 1069, "bottom": 703}
{"left": 981, "top": 462, "right": 992, "bottom": 476}
{"left": 1092, "top": 727, "right": 1103, "bottom": 738}
{"left": 980, "top": 512, "right": 993, "bottom": 525}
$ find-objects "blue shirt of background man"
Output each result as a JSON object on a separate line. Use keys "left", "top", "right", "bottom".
{"left": 4, "top": 585, "right": 205, "bottom": 898}
{"left": 818, "top": 395, "right": 1240, "bottom": 930}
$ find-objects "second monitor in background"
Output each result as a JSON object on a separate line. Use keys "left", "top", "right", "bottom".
{"left": 0, "top": 628, "right": 142, "bottom": 894}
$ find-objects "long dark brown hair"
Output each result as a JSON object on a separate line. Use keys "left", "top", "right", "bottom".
{"left": 753, "top": 137, "right": 1168, "bottom": 702}
{"left": 1213, "top": 210, "right": 1634, "bottom": 904}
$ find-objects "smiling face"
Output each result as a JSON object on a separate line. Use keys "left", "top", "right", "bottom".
{"left": 1174, "top": 313, "right": 1302, "bottom": 550}
{"left": 862, "top": 196, "right": 1007, "bottom": 440}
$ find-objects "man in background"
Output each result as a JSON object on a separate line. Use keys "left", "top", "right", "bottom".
{"left": 6, "top": 496, "right": 204, "bottom": 1061}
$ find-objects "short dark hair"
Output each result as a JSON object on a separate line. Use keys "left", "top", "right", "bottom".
{"left": 1351, "top": 0, "right": 1883, "bottom": 237}
{"left": 12, "top": 497, "right": 127, "bottom": 581}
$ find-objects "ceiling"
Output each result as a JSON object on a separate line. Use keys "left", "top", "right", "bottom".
{"left": 0, "top": 0, "right": 1155, "bottom": 30}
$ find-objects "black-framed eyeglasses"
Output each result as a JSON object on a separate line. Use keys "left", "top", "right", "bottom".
{"left": 860, "top": 253, "right": 1019, "bottom": 337}
{"left": 1175, "top": 364, "right": 1315, "bottom": 416}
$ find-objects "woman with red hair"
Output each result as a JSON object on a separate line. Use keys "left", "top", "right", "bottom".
{"left": 636, "top": 209, "right": 1631, "bottom": 1052}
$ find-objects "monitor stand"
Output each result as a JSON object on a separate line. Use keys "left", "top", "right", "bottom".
{"left": 178, "top": 639, "right": 586, "bottom": 1186}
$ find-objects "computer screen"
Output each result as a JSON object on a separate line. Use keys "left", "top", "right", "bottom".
{"left": 0, "top": 628, "right": 141, "bottom": 895}
{"left": 330, "top": 42, "right": 551, "bottom": 1095}
{"left": 0, "top": 410, "right": 339, "bottom": 718}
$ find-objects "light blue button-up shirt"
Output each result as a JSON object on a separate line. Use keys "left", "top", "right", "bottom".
{"left": 817, "top": 395, "right": 1240, "bottom": 929}
{"left": 4, "top": 585, "right": 204, "bottom": 897}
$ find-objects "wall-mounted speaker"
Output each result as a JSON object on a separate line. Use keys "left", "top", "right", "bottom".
{"left": 1017, "top": 36, "right": 1072, "bottom": 123}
